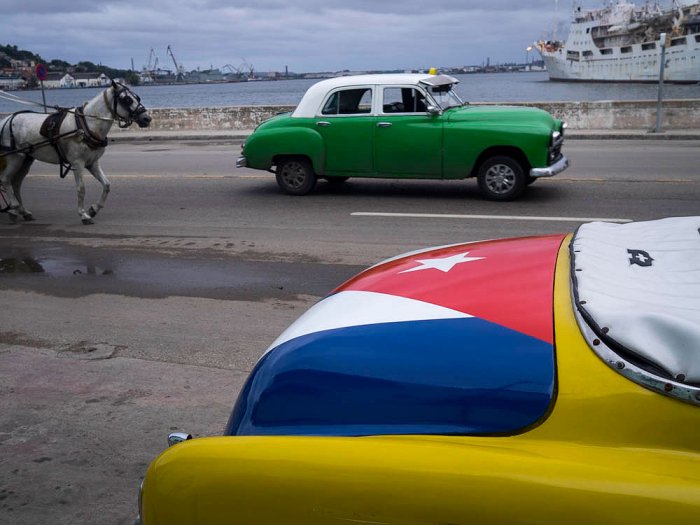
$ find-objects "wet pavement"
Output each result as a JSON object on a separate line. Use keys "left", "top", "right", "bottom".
{"left": 0, "top": 240, "right": 360, "bottom": 300}
{"left": 0, "top": 345, "right": 247, "bottom": 524}
{"left": 1, "top": 137, "right": 698, "bottom": 524}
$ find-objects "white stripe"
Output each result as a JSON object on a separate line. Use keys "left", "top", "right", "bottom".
{"left": 265, "top": 290, "right": 472, "bottom": 355}
{"left": 351, "top": 212, "right": 631, "bottom": 223}
{"left": 366, "top": 240, "right": 488, "bottom": 270}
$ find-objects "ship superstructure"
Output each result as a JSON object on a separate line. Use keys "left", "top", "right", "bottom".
{"left": 535, "top": 1, "right": 700, "bottom": 83}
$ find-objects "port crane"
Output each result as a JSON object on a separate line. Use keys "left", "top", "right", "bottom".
{"left": 222, "top": 64, "right": 245, "bottom": 80}
{"left": 240, "top": 58, "right": 255, "bottom": 79}
{"left": 167, "top": 45, "right": 186, "bottom": 81}
{"left": 140, "top": 48, "right": 159, "bottom": 83}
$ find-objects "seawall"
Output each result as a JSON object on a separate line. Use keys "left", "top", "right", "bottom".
{"left": 3, "top": 99, "right": 699, "bottom": 132}
{"left": 112, "top": 99, "right": 698, "bottom": 133}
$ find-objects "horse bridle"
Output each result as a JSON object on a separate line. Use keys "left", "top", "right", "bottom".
{"left": 105, "top": 81, "right": 148, "bottom": 128}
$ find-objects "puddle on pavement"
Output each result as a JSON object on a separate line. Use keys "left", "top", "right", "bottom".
{"left": 0, "top": 257, "right": 45, "bottom": 274}
{"left": 0, "top": 256, "right": 113, "bottom": 276}
{"left": 0, "top": 244, "right": 347, "bottom": 299}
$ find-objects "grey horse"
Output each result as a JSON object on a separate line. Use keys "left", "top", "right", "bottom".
{"left": 0, "top": 80, "right": 151, "bottom": 224}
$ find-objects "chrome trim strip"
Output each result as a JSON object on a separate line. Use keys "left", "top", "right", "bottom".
{"left": 530, "top": 155, "right": 569, "bottom": 178}
{"left": 135, "top": 479, "right": 144, "bottom": 525}
{"left": 573, "top": 295, "right": 700, "bottom": 406}
{"left": 236, "top": 156, "right": 247, "bottom": 168}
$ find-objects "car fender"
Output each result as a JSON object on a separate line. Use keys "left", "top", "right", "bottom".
{"left": 443, "top": 123, "right": 550, "bottom": 178}
{"left": 141, "top": 433, "right": 700, "bottom": 525}
{"left": 245, "top": 126, "right": 324, "bottom": 173}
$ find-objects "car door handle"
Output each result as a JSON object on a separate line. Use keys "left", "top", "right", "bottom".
{"left": 316, "top": 121, "right": 331, "bottom": 127}
{"left": 377, "top": 122, "right": 392, "bottom": 128}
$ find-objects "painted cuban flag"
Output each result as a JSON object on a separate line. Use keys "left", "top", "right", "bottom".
{"left": 227, "top": 235, "right": 566, "bottom": 438}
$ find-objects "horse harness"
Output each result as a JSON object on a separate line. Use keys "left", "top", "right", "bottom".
{"left": 0, "top": 105, "right": 109, "bottom": 178}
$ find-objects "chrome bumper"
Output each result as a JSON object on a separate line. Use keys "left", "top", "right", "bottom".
{"left": 236, "top": 156, "right": 247, "bottom": 168}
{"left": 530, "top": 155, "right": 569, "bottom": 178}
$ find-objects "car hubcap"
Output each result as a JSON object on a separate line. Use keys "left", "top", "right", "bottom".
{"left": 280, "top": 162, "right": 306, "bottom": 189}
{"left": 484, "top": 164, "right": 515, "bottom": 194}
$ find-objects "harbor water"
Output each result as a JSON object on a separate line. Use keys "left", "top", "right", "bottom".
{"left": 1, "top": 71, "right": 698, "bottom": 113}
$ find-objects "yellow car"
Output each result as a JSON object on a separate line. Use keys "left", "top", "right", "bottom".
{"left": 138, "top": 217, "right": 700, "bottom": 525}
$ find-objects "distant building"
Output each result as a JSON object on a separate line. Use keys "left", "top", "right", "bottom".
{"left": 42, "top": 72, "right": 75, "bottom": 88}
{"left": 72, "top": 72, "right": 110, "bottom": 88}
{"left": 0, "top": 75, "right": 26, "bottom": 89}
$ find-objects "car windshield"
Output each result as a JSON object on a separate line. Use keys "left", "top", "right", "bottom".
{"left": 427, "top": 85, "right": 465, "bottom": 109}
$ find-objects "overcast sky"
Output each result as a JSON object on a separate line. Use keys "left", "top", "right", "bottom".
{"left": 0, "top": 1, "right": 680, "bottom": 73}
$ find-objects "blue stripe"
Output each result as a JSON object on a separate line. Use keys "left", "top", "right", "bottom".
{"left": 226, "top": 317, "right": 555, "bottom": 436}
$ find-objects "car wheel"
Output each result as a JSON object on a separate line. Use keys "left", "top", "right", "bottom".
{"left": 477, "top": 156, "right": 526, "bottom": 201}
{"left": 325, "top": 176, "right": 349, "bottom": 185}
{"left": 276, "top": 158, "right": 316, "bottom": 196}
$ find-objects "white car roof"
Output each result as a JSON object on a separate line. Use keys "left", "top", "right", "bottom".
{"left": 571, "top": 216, "right": 700, "bottom": 399}
{"left": 292, "top": 73, "right": 458, "bottom": 118}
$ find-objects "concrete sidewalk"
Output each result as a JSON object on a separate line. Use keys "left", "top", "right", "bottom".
{"left": 109, "top": 128, "right": 700, "bottom": 143}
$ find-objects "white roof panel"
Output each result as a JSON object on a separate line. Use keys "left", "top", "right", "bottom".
{"left": 291, "top": 73, "right": 458, "bottom": 118}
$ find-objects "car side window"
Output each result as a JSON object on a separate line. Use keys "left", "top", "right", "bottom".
{"left": 321, "top": 88, "right": 372, "bottom": 115}
{"left": 383, "top": 87, "right": 428, "bottom": 114}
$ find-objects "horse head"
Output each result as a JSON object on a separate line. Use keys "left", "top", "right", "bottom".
{"left": 109, "top": 80, "right": 152, "bottom": 128}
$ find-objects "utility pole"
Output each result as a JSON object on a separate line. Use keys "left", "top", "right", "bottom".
{"left": 654, "top": 33, "right": 667, "bottom": 133}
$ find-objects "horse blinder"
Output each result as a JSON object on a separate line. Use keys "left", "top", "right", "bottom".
{"left": 113, "top": 84, "right": 150, "bottom": 128}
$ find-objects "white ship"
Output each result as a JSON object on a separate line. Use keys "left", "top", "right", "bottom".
{"left": 535, "top": 1, "right": 700, "bottom": 83}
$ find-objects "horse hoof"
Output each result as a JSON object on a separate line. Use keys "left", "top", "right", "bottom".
{"left": 88, "top": 206, "right": 98, "bottom": 218}
{"left": 81, "top": 217, "right": 94, "bottom": 225}
{"left": 23, "top": 213, "right": 35, "bottom": 222}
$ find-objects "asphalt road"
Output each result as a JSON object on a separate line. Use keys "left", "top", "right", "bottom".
{"left": 1, "top": 138, "right": 699, "bottom": 524}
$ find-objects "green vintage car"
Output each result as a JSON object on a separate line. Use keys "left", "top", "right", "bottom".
{"left": 236, "top": 73, "right": 569, "bottom": 200}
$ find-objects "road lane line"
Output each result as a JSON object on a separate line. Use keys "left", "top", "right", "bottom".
{"left": 351, "top": 212, "right": 632, "bottom": 223}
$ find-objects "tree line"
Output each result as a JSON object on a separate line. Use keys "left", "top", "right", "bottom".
{"left": 1, "top": 44, "right": 140, "bottom": 86}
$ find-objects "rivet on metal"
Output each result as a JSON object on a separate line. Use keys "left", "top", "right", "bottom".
{"left": 593, "top": 339, "right": 600, "bottom": 346}
{"left": 676, "top": 374, "right": 686, "bottom": 382}
{"left": 664, "top": 383, "right": 673, "bottom": 392}
{"left": 616, "top": 361, "right": 625, "bottom": 369}
{"left": 601, "top": 327, "right": 609, "bottom": 334}
{"left": 580, "top": 300, "right": 587, "bottom": 304}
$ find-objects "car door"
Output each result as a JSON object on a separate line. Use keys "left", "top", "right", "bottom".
{"left": 314, "top": 87, "right": 374, "bottom": 175}
{"left": 374, "top": 86, "right": 443, "bottom": 178}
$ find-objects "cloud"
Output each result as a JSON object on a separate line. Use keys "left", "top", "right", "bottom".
{"left": 1, "top": 0, "right": 574, "bottom": 71}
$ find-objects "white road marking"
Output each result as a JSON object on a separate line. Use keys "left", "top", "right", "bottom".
{"left": 351, "top": 212, "right": 632, "bottom": 223}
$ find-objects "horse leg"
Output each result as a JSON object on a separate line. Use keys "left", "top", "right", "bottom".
{"left": 85, "top": 160, "right": 111, "bottom": 218}
{"left": 11, "top": 156, "right": 36, "bottom": 221}
{"left": 1, "top": 154, "right": 28, "bottom": 223}
{"left": 71, "top": 164, "right": 94, "bottom": 225}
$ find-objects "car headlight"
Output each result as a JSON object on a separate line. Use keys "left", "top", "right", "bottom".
{"left": 549, "top": 129, "right": 564, "bottom": 163}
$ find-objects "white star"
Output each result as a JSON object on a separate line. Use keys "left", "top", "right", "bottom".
{"left": 399, "top": 251, "right": 485, "bottom": 274}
